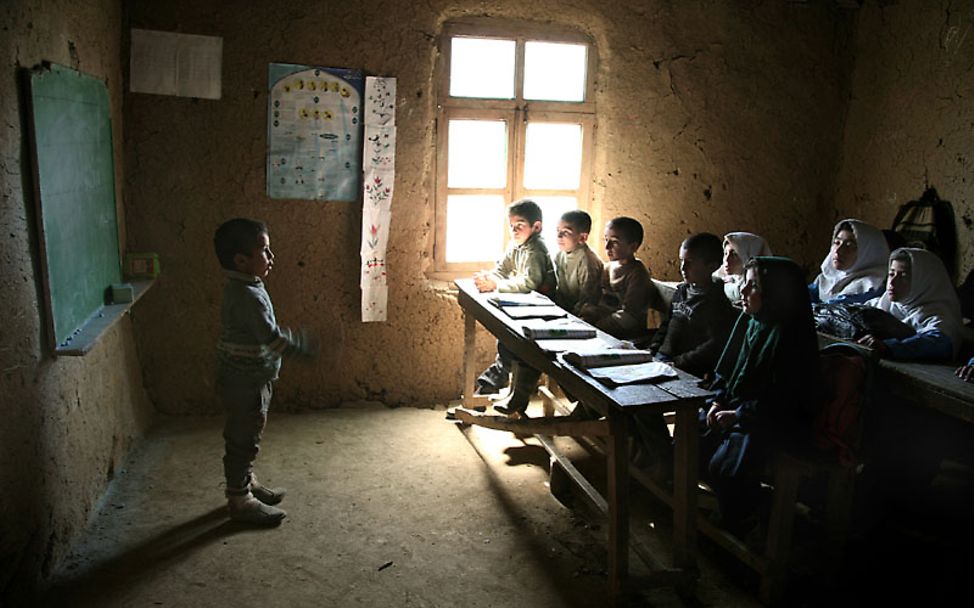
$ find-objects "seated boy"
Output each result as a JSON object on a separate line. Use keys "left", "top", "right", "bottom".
{"left": 472, "top": 199, "right": 557, "bottom": 396}
{"left": 553, "top": 210, "right": 604, "bottom": 316}
{"left": 495, "top": 210, "right": 603, "bottom": 416}
{"left": 634, "top": 233, "right": 739, "bottom": 478}
{"left": 579, "top": 216, "right": 658, "bottom": 340}
{"left": 648, "top": 232, "right": 739, "bottom": 378}
{"left": 213, "top": 218, "right": 318, "bottom": 525}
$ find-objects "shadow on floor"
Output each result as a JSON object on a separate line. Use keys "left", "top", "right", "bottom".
{"left": 43, "top": 507, "right": 273, "bottom": 606}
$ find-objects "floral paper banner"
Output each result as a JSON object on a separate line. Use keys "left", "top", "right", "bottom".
{"left": 361, "top": 77, "right": 396, "bottom": 322}
{"left": 364, "top": 125, "right": 396, "bottom": 173}
{"left": 365, "top": 77, "right": 396, "bottom": 126}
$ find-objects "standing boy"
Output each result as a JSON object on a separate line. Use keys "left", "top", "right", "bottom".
{"left": 495, "top": 210, "right": 603, "bottom": 416}
{"left": 472, "top": 199, "right": 557, "bottom": 396}
{"left": 579, "top": 216, "right": 658, "bottom": 340}
{"left": 214, "top": 218, "right": 317, "bottom": 526}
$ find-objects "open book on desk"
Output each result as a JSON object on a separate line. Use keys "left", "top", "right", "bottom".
{"left": 502, "top": 305, "right": 568, "bottom": 320}
{"left": 488, "top": 291, "right": 555, "bottom": 307}
{"left": 521, "top": 318, "right": 596, "bottom": 339}
{"left": 561, "top": 349, "right": 678, "bottom": 386}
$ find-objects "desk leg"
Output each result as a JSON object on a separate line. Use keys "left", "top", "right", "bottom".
{"left": 672, "top": 404, "right": 699, "bottom": 570}
{"left": 606, "top": 411, "right": 630, "bottom": 603}
{"left": 463, "top": 310, "right": 478, "bottom": 408}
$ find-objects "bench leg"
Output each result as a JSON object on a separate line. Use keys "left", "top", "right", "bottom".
{"left": 463, "top": 311, "right": 478, "bottom": 408}
{"left": 606, "top": 411, "right": 630, "bottom": 604}
{"left": 761, "top": 463, "right": 801, "bottom": 604}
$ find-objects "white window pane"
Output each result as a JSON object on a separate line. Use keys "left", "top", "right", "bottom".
{"left": 446, "top": 195, "right": 506, "bottom": 262}
{"left": 524, "top": 41, "right": 587, "bottom": 102}
{"left": 523, "top": 122, "right": 583, "bottom": 190}
{"left": 533, "top": 196, "right": 579, "bottom": 252}
{"left": 448, "top": 120, "right": 508, "bottom": 188}
{"left": 450, "top": 37, "right": 516, "bottom": 99}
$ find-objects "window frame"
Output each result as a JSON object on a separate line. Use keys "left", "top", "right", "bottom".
{"left": 431, "top": 19, "right": 597, "bottom": 278}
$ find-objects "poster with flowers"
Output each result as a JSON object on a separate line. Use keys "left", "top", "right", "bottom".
{"left": 360, "top": 77, "right": 396, "bottom": 322}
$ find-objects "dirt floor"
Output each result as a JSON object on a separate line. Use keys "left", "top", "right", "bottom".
{"left": 39, "top": 404, "right": 972, "bottom": 607}
{"left": 39, "top": 404, "right": 764, "bottom": 608}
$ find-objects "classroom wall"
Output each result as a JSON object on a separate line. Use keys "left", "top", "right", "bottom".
{"left": 834, "top": 0, "right": 974, "bottom": 277}
{"left": 124, "top": 0, "right": 853, "bottom": 413}
{"left": 0, "top": 0, "right": 154, "bottom": 601}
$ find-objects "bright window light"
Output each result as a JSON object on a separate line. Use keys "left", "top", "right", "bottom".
{"left": 534, "top": 196, "right": 579, "bottom": 249}
{"left": 448, "top": 120, "right": 508, "bottom": 188}
{"left": 450, "top": 37, "right": 516, "bottom": 99}
{"left": 524, "top": 41, "right": 587, "bottom": 102}
{"left": 523, "top": 122, "right": 583, "bottom": 190}
{"left": 446, "top": 195, "right": 506, "bottom": 262}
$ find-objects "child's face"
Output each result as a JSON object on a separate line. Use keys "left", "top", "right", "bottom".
{"left": 679, "top": 247, "right": 713, "bottom": 286}
{"left": 235, "top": 232, "right": 274, "bottom": 277}
{"left": 831, "top": 229, "right": 858, "bottom": 271}
{"left": 509, "top": 214, "right": 541, "bottom": 245}
{"left": 721, "top": 242, "right": 743, "bottom": 276}
{"left": 556, "top": 220, "right": 586, "bottom": 253}
{"left": 604, "top": 226, "right": 637, "bottom": 262}
{"left": 741, "top": 267, "right": 763, "bottom": 315}
{"left": 886, "top": 259, "right": 911, "bottom": 302}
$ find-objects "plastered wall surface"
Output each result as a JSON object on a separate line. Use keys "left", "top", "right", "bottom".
{"left": 834, "top": 0, "right": 974, "bottom": 277}
{"left": 125, "top": 0, "right": 854, "bottom": 414}
{"left": 0, "top": 0, "right": 154, "bottom": 601}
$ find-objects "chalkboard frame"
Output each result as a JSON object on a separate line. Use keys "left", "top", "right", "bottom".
{"left": 25, "top": 62, "right": 127, "bottom": 355}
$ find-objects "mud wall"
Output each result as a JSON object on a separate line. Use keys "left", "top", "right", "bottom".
{"left": 834, "top": 0, "right": 974, "bottom": 277}
{"left": 0, "top": 0, "right": 154, "bottom": 601}
{"left": 124, "top": 0, "right": 853, "bottom": 413}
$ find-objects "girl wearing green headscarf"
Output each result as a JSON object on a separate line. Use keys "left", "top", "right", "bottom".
{"left": 701, "top": 256, "right": 821, "bottom": 533}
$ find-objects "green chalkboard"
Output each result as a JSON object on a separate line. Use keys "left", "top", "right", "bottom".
{"left": 27, "top": 63, "right": 121, "bottom": 353}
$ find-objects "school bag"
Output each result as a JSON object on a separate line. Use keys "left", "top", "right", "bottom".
{"left": 812, "top": 343, "right": 873, "bottom": 468}
{"left": 891, "top": 187, "right": 958, "bottom": 281}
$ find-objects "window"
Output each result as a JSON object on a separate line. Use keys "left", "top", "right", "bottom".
{"left": 433, "top": 20, "right": 596, "bottom": 275}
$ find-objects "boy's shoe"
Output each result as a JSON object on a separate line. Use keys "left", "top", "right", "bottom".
{"left": 249, "top": 474, "right": 286, "bottom": 506}
{"left": 473, "top": 379, "right": 501, "bottom": 396}
{"left": 493, "top": 402, "right": 527, "bottom": 416}
{"left": 228, "top": 493, "right": 287, "bottom": 526}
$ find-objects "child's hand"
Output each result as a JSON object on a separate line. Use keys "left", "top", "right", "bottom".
{"left": 856, "top": 334, "right": 888, "bottom": 357}
{"left": 955, "top": 364, "right": 974, "bottom": 382}
{"left": 474, "top": 274, "right": 497, "bottom": 292}
{"left": 713, "top": 410, "right": 739, "bottom": 430}
{"left": 298, "top": 327, "right": 320, "bottom": 358}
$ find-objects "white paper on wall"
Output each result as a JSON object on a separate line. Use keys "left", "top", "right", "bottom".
{"left": 364, "top": 77, "right": 396, "bottom": 126}
{"left": 130, "top": 29, "right": 222, "bottom": 99}
{"left": 360, "top": 77, "right": 397, "bottom": 322}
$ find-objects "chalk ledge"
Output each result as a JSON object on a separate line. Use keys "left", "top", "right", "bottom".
{"left": 56, "top": 279, "right": 155, "bottom": 356}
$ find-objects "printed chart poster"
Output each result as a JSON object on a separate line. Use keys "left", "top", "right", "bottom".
{"left": 267, "top": 63, "right": 363, "bottom": 201}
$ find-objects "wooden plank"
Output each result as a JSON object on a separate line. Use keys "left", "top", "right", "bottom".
{"left": 671, "top": 405, "right": 699, "bottom": 569}
{"left": 606, "top": 411, "right": 630, "bottom": 603}
{"left": 55, "top": 279, "right": 155, "bottom": 356}
{"left": 536, "top": 434, "right": 608, "bottom": 514}
{"left": 454, "top": 408, "right": 610, "bottom": 437}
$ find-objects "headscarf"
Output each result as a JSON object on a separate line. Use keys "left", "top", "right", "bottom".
{"left": 867, "top": 248, "right": 963, "bottom": 356}
{"left": 713, "top": 232, "right": 773, "bottom": 302}
{"left": 715, "top": 257, "right": 820, "bottom": 412}
{"left": 812, "top": 219, "right": 889, "bottom": 302}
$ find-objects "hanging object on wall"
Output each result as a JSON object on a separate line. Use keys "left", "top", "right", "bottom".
{"left": 130, "top": 29, "right": 223, "bottom": 99}
{"left": 266, "top": 63, "right": 363, "bottom": 201}
{"left": 360, "top": 76, "right": 397, "bottom": 322}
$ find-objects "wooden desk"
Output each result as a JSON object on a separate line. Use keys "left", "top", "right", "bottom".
{"left": 454, "top": 279, "right": 713, "bottom": 603}
{"left": 818, "top": 333, "right": 974, "bottom": 424}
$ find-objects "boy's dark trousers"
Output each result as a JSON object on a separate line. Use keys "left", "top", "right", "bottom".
{"left": 220, "top": 380, "right": 273, "bottom": 496}
{"left": 475, "top": 341, "right": 514, "bottom": 393}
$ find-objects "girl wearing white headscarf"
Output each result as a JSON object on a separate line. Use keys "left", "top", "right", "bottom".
{"left": 809, "top": 219, "right": 890, "bottom": 305}
{"left": 859, "top": 248, "right": 962, "bottom": 361}
{"left": 713, "top": 232, "right": 772, "bottom": 305}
